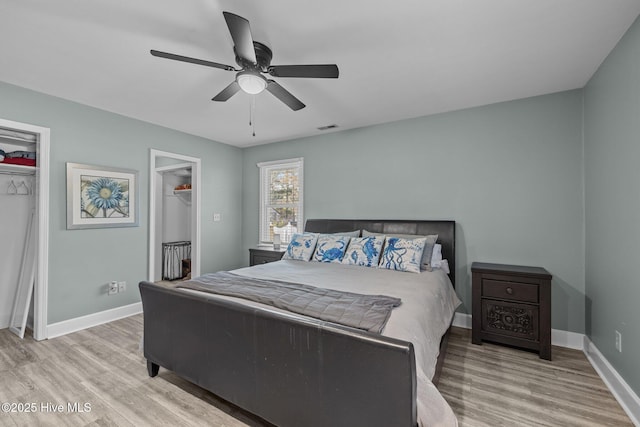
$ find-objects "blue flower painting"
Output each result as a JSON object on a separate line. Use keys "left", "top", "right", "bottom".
{"left": 80, "top": 175, "right": 130, "bottom": 219}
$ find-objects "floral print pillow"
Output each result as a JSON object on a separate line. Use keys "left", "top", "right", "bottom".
{"left": 342, "top": 235, "right": 385, "bottom": 267}
{"left": 378, "top": 236, "right": 427, "bottom": 273}
{"left": 311, "top": 235, "right": 351, "bottom": 263}
{"left": 282, "top": 233, "right": 319, "bottom": 261}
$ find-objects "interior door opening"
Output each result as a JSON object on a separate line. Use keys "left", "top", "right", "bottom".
{"left": 148, "top": 150, "right": 201, "bottom": 282}
{"left": 0, "top": 118, "right": 50, "bottom": 341}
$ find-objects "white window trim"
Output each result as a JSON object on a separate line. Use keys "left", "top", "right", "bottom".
{"left": 257, "top": 157, "right": 304, "bottom": 246}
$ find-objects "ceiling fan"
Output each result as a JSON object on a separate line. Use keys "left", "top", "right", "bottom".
{"left": 151, "top": 11, "right": 339, "bottom": 111}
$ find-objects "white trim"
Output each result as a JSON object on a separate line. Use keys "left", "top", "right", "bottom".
{"left": 584, "top": 336, "right": 640, "bottom": 425}
{"left": 46, "top": 302, "right": 142, "bottom": 339}
{"left": 256, "top": 157, "right": 303, "bottom": 168}
{"left": 148, "top": 149, "right": 156, "bottom": 281}
{"left": 453, "top": 312, "right": 472, "bottom": 329}
{"left": 452, "top": 313, "right": 582, "bottom": 349}
{"left": 148, "top": 149, "right": 201, "bottom": 281}
{"left": 35, "top": 126, "right": 50, "bottom": 341}
{"left": 155, "top": 162, "right": 193, "bottom": 173}
{"left": 552, "top": 328, "right": 584, "bottom": 350}
{"left": 0, "top": 118, "right": 50, "bottom": 341}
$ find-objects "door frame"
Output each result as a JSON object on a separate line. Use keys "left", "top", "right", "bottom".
{"left": 0, "top": 118, "right": 50, "bottom": 341}
{"left": 148, "top": 149, "right": 201, "bottom": 281}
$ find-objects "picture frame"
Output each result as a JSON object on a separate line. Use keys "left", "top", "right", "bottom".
{"left": 66, "top": 162, "right": 139, "bottom": 229}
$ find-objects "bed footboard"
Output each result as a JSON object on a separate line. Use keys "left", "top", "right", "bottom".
{"left": 139, "top": 281, "right": 417, "bottom": 427}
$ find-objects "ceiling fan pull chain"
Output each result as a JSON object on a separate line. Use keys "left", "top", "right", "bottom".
{"left": 252, "top": 96, "right": 256, "bottom": 137}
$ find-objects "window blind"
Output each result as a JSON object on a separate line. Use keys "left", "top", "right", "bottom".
{"left": 258, "top": 158, "right": 303, "bottom": 244}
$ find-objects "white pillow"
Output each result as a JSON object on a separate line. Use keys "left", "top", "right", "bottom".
{"left": 312, "top": 234, "right": 351, "bottom": 263}
{"left": 431, "top": 243, "right": 443, "bottom": 266}
{"left": 436, "top": 259, "right": 450, "bottom": 274}
{"left": 282, "top": 233, "right": 319, "bottom": 261}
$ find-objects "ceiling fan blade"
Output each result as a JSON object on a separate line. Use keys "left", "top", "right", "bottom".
{"left": 150, "top": 50, "right": 235, "bottom": 71}
{"left": 266, "top": 80, "right": 305, "bottom": 111}
{"left": 223, "top": 12, "right": 257, "bottom": 65}
{"left": 212, "top": 81, "right": 241, "bottom": 102}
{"left": 268, "top": 64, "right": 339, "bottom": 78}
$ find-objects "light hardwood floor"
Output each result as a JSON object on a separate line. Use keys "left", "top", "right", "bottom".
{"left": 439, "top": 327, "right": 633, "bottom": 427}
{"left": 0, "top": 317, "right": 632, "bottom": 426}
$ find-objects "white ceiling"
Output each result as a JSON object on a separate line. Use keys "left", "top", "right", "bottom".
{"left": 1, "top": 1, "right": 639, "bottom": 148}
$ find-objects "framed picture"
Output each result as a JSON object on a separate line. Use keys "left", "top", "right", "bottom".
{"left": 66, "top": 163, "right": 139, "bottom": 229}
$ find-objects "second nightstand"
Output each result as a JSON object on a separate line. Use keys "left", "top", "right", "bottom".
{"left": 249, "top": 247, "right": 285, "bottom": 266}
{"left": 471, "top": 262, "right": 552, "bottom": 360}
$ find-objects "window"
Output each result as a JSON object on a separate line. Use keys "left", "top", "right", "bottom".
{"left": 258, "top": 158, "right": 303, "bottom": 245}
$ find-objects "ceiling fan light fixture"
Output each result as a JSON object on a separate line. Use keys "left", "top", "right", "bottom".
{"left": 237, "top": 71, "right": 267, "bottom": 94}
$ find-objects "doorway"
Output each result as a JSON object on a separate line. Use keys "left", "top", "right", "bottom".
{"left": 148, "top": 149, "right": 201, "bottom": 282}
{"left": 0, "top": 118, "right": 50, "bottom": 341}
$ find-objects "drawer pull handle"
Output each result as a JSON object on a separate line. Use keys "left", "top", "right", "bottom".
{"left": 506, "top": 287, "right": 513, "bottom": 295}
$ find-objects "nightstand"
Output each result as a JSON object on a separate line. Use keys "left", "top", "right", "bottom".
{"left": 249, "top": 247, "right": 285, "bottom": 266}
{"left": 471, "top": 262, "right": 552, "bottom": 360}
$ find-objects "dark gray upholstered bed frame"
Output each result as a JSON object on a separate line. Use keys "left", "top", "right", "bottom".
{"left": 139, "top": 219, "right": 455, "bottom": 427}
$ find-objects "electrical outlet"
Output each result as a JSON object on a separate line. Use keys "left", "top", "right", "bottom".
{"left": 615, "top": 330, "right": 622, "bottom": 352}
{"left": 213, "top": 213, "right": 222, "bottom": 222}
{"left": 108, "top": 281, "right": 118, "bottom": 295}
{"left": 118, "top": 281, "right": 127, "bottom": 293}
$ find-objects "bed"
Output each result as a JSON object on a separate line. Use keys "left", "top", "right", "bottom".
{"left": 139, "top": 219, "right": 460, "bottom": 427}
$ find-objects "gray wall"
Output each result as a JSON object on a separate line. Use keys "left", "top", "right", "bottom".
{"left": 242, "top": 90, "right": 585, "bottom": 333}
{"left": 584, "top": 16, "right": 640, "bottom": 394}
{"left": 0, "top": 81, "right": 244, "bottom": 324}
{"left": 2, "top": 16, "right": 637, "bottom": 395}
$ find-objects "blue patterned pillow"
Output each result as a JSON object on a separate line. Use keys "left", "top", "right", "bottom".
{"left": 282, "top": 233, "right": 319, "bottom": 261}
{"left": 363, "top": 230, "right": 438, "bottom": 271}
{"left": 342, "top": 235, "right": 385, "bottom": 267}
{"left": 312, "top": 234, "right": 351, "bottom": 263}
{"left": 378, "top": 236, "right": 427, "bottom": 273}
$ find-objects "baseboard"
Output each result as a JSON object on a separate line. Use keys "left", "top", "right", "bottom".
{"left": 453, "top": 312, "right": 472, "bottom": 329}
{"left": 452, "top": 312, "right": 582, "bottom": 349}
{"left": 584, "top": 336, "right": 640, "bottom": 425}
{"left": 551, "top": 328, "right": 584, "bottom": 350}
{"left": 47, "top": 302, "right": 142, "bottom": 339}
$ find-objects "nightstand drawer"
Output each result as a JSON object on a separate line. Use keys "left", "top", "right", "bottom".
{"left": 252, "top": 254, "right": 277, "bottom": 265}
{"left": 249, "top": 248, "right": 285, "bottom": 266}
{"left": 481, "top": 300, "right": 539, "bottom": 341}
{"left": 482, "top": 279, "right": 538, "bottom": 303}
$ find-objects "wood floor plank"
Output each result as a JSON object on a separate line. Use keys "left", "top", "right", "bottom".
{"left": 439, "top": 327, "right": 633, "bottom": 427}
{"left": 0, "top": 317, "right": 633, "bottom": 427}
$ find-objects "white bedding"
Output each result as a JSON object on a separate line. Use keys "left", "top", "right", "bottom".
{"left": 181, "top": 259, "right": 461, "bottom": 427}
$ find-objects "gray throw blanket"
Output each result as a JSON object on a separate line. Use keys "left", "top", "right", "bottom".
{"left": 177, "top": 271, "right": 401, "bottom": 333}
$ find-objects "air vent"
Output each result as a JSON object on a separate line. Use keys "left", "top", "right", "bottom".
{"left": 317, "top": 124, "right": 338, "bottom": 131}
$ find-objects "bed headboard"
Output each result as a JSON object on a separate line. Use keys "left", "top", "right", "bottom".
{"left": 304, "top": 219, "right": 456, "bottom": 288}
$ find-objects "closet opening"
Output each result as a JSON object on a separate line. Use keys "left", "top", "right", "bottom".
{"left": 0, "top": 118, "right": 50, "bottom": 341}
{"left": 148, "top": 150, "right": 201, "bottom": 283}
